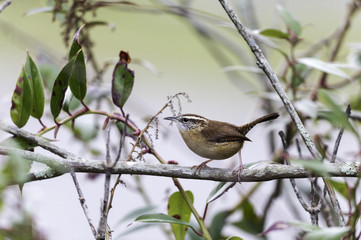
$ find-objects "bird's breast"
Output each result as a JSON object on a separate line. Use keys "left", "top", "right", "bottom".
{"left": 179, "top": 130, "right": 242, "bottom": 160}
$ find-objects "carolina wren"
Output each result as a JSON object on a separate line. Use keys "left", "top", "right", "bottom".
{"left": 164, "top": 112, "right": 279, "bottom": 176}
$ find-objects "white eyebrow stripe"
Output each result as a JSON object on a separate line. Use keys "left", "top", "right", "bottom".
{"left": 181, "top": 116, "right": 206, "bottom": 121}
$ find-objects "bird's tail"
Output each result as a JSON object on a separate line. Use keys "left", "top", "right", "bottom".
{"left": 239, "top": 112, "right": 279, "bottom": 135}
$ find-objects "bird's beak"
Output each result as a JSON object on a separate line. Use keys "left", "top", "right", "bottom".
{"left": 164, "top": 116, "right": 176, "bottom": 121}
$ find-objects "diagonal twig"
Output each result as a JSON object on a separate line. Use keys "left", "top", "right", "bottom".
{"left": 331, "top": 104, "right": 352, "bottom": 163}
{"left": 218, "top": 0, "right": 345, "bottom": 226}
{"left": 0, "top": 0, "right": 10, "bottom": 13}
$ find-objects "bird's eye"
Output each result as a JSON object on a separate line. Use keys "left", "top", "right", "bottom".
{"left": 182, "top": 118, "right": 189, "bottom": 122}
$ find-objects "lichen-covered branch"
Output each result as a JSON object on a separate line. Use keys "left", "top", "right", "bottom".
{"left": 0, "top": 146, "right": 359, "bottom": 183}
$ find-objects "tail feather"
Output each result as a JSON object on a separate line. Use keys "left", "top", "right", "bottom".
{"left": 239, "top": 112, "right": 279, "bottom": 135}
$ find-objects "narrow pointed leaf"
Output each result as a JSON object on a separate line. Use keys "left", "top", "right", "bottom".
{"left": 112, "top": 51, "right": 134, "bottom": 109}
{"left": 232, "top": 200, "right": 263, "bottom": 235}
{"left": 50, "top": 59, "right": 75, "bottom": 119}
{"left": 259, "top": 28, "right": 289, "bottom": 39}
{"left": 10, "top": 67, "right": 33, "bottom": 128}
{"left": 210, "top": 211, "right": 229, "bottom": 240}
{"left": 206, "top": 182, "right": 227, "bottom": 203}
{"left": 69, "top": 49, "right": 87, "bottom": 100}
{"left": 291, "top": 159, "right": 330, "bottom": 177}
{"left": 305, "top": 226, "right": 350, "bottom": 240}
{"left": 277, "top": 5, "right": 302, "bottom": 36}
{"left": 24, "top": 52, "right": 45, "bottom": 119}
{"left": 1, "top": 136, "right": 38, "bottom": 150}
{"left": 135, "top": 213, "right": 193, "bottom": 227}
{"left": 298, "top": 58, "right": 350, "bottom": 79}
{"left": 117, "top": 205, "right": 158, "bottom": 225}
{"left": 69, "top": 25, "right": 84, "bottom": 60}
{"left": 318, "top": 89, "right": 359, "bottom": 140}
{"left": 168, "top": 191, "right": 193, "bottom": 240}
{"left": 328, "top": 180, "right": 349, "bottom": 199}
{"left": 1, "top": 139, "right": 31, "bottom": 185}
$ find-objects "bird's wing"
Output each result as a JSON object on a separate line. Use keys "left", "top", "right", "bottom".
{"left": 201, "top": 121, "right": 251, "bottom": 143}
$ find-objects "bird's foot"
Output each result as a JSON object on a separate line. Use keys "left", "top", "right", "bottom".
{"left": 192, "top": 159, "right": 213, "bottom": 176}
{"left": 232, "top": 164, "right": 244, "bottom": 182}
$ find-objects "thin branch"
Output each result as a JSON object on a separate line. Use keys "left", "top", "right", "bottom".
{"left": 279, "top": 131, "right": 322, "bottom": 225}
{"left": 70, "top": 170, "right": 97, "bottom": 238}
{"left": 113, "top": 114, "right": 128, "bottom": 167}
{"left": 317, "top": 0, "right": 361, "bottom": 89}
{"left": 97, "top": 127, "right": 112, "bottom": 240}
{"left": 331, "top": 104, "right": 351, "bottom": 163}
{"left": 217, "top": 0, "right": 345, "bottom": 227}
{"left": 0, "top": 0, "right": 10, "bottom": 13}
{"left": 0, "top": 146, "right": 359, "bottom": 183}
{"left": 0, "top": 121, "right": 98, "bottom": 236}
{"left": 203, "top": 182, "right": 236, "bottom": 220}
{"left": 279, "top": 132, "right": 311, "bottom": 211}
{"left": 218, "top": 0, "right": 320, "bottom": 161}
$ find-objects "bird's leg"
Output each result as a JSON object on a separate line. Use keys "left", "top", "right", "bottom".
{"left": 193, "top": 159, "right": 214, "bottom": 175}
{"left": 234, "top": 151, "right": 243, "bottom": 182}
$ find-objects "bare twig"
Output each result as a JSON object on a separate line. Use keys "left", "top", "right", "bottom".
{"left": 0, "top": 0, "right": 10, "bottom": 13}
{"left": 331, "top": 104, "right": 352, "bottom": 163}
{"left": 202, "top": 182, "right": 236, "bottom": 220}
{"left": 70, "top": 170, "right": 97, "bottom": 238}
{"left": 97, "top": 127, "right": 112, "bottom": 240}
{"left": 218, "top": 0, "right": 346, "bottom": 226}
{"left": 106, "top": 115, "right": 128, "bottom": 217}
{"left": 279, "top": 131, "right": 313, "bottom": 215}
{"left": 218, "top": 0, "right": 320, "bottom": 160}
{"left": 317, "top": 0, "right": 361, "bottom": 89}
{"left": 0, "top": 121, "right": 98, "bottom": 236}
{"left": 125, "top": 93, "right": 189, "bottom": 162}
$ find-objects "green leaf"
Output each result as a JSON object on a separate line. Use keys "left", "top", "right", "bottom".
{"left": 1, "top": 136, "right": 38, "bottom": 150}
{"left": 69, "top": 117, "right": 98, "bottom": 142}
{"left": 206, "top": 182, "right": 227, "bottom": 203}
{"left": 69, "top": 49, "right": 87, "bottom": 101}
{"left": 69, "top": 25, "right": 83, "bottom": 60}
{"left": 298, "top": 58, "right": 350, "bottom": 79}
{"left": 1, "top": 139, "right": 31, "bottom": 186}
{"left": 261, "top": 221, "right": 319, "bottom": 236}
{"left": 259, "top": 28, "right": 289, "bottom": 39}
{"left": 318, "top": 89, "right": 359, "bottom": 140}
{"left": 328, "top": 180, "right": 349, "bottom": 199}
{"left": 277, "top": 5, "right": 302, "bottom": 36}
{"left": 291, "top": 63, "right": 309, "bottom": 88}
{"left": 291, "top": 159, "right": 330, "bottom": 177}
{"left": 209, "top": 211, "right": 229, "bottom": 240}
{"left": 232, "top": 200, "right": 263, "bottom": 235}
{"left": 62, "top": 88, "right": 81, "bottom": 113}
{"left": 24, "top": 52, "right": 45, "bottom": 119}
{"left": 50, "top": 59, "right": 75, "bottom": 119}
{"left": 168, "top": 191, "right": 193, "bottom": 240}
{"left": 111, "top": 51, "right": 134, "bottom": 109}
{"left": 304, "top": 226, "right": 350, "bottom": 240}
{"left": 135, "top": 213, "right": 193, "bottom": 228}
{"left": 117, "top": 205, "right": 158, "bottom": 225}
{"left": 10, "top": 67, "right": 33, "bottom": 128}
{"left": 226, "top": 237, "right": 243, "bottom": 240}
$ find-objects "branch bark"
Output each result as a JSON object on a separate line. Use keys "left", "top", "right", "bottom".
{"left": 0, "top": 146, "right": 359, "bottom": 183}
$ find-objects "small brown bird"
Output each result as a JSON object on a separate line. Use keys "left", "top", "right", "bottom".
{"left": 164, "top": 112, "right": 279, "bottom": 179}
